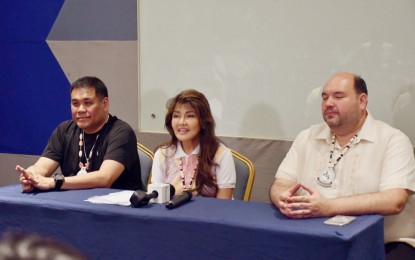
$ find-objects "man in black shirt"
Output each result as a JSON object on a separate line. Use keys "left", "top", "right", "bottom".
{"left": 16, "top": 76, "right": 143, "bottom": 191}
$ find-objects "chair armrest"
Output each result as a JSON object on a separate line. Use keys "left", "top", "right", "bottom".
{"left": 387, "top": 238, "right": 415, "bottom": 248}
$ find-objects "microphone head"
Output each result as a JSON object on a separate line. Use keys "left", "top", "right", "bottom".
{"left": 169, "top": 184, "right": 176, "bottom": 199}
{"left": 182, "top": 190, "right": 192, "bottom": 199}
{"left": 130, "top": 190, "right": 151, "bottom": 208}
{"left": 165, "top": 191, "right": 192, "bottom": 209}
{"left": 149, "top": 190, "right": 159, "bottom": 199}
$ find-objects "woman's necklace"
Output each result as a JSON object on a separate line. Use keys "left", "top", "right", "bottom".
{"left": 77, "top": 129, "right": 99, "bottom": 175}
{"left": 179, "top": 155, "right": 198, "bottom": 191}
{"left": 317, "top": 133, "right": 358, "bottom": 187}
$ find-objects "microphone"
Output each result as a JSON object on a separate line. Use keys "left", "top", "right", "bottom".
{"left": 169, "top": 185, "right": 176, "bottom": 199}
{"left": 130, "top": 184, "right": 176, "bottom": 207}
{"left": 165, "top": 191, "right": 192, "bottom": 209}
{"left": 130, "top": 190, "right": 158, "bottom": 208}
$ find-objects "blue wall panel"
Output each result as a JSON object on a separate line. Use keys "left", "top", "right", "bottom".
{"left": 0, "top": 0, "right": 69, "bottom": 155}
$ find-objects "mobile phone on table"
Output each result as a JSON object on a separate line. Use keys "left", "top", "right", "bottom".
{"left": 324, "top": 215, "right": 356, "bottom": 226}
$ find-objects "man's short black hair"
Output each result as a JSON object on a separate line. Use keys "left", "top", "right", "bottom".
{"left": 354, "top": 75, "right": 368, "bottom": 95}
{"left": 70, "top": 76, "right": 108, "bottom": 100}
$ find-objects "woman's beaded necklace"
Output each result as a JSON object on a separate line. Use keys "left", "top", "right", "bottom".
{"left": 179, "top": 155, "right": 198, "bottom": 191}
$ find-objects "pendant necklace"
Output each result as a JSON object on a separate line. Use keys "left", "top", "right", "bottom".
{"left": 317, "top": 133, "right": 358, "bottom": 187}
{"left": 179, "top": 155, "right": 198, "bottom": 191}
{"left": 77, "top": 130, "right": 99, "bottom": 175}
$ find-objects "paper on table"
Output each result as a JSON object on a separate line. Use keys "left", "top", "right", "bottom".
{"left": 85, "top": 190, "right": 134, "bottom": 206}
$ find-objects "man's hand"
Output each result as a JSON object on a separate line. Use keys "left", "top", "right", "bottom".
{"left": 16, "top": 165, "right": 34, "bottom": 192}
{"left": 15, "top": 165, "right": 54, "bottom": 191}
{"left": 276, "top": 183, "right": 302, "bottom": 216}
{"left": 285, "top": 184, "right": 330, "bottom": 219}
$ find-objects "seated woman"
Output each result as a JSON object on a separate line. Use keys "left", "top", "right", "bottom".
{"left": 151, "top": 89, "right": 236, "bottom": 199}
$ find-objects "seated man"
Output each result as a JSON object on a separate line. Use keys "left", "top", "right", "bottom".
{"left": 16, "top": 76, "right": 143, "bottom": 191}
{"left": 270, "top": 72, "right": 415, "bottom": 247}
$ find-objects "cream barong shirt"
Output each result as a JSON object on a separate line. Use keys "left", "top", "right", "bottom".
{"left": 276, "top": 112, "right": 415, "bottom": 242}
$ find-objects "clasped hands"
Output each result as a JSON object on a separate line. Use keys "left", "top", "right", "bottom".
{"left": 277, "top": 183, "right": 329, "bottom": 219}
{"left": 15, "top": 165, "right": 54, "bottom": 192}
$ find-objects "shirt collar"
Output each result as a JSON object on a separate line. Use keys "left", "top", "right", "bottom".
{"left": 174, "top": 141, "right": 200, "bottom": 158}
{"left": 356, "top": 111, "right": 376, "bottom": 143}
{"left": 315, "top": 110, "right": 375, "bottom": 144}
{"left": 316, "top": 125, "right": 332, "bottom": 144}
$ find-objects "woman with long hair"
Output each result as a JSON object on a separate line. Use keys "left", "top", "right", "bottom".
{"left": 151, "top": 89, "right": 236, "bottom": 199}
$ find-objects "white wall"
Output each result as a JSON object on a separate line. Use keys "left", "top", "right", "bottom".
{"left": 139, "top": 0, "right": 415, "bottom": 144}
